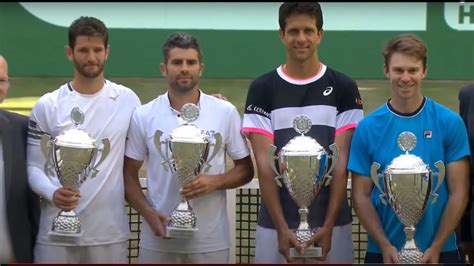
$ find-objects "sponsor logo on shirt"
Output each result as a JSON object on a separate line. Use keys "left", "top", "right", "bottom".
{"left": 201, "top": 129, "right": 218, "bottom": 143}
{"left": 109, "top": 95, "right": 119, "bottom": 101}
{"left": 246, "top": 104, "right": 270, "bottom": 118}
{"left": 424, "top": 130, "right": 432, "bottom": 139}
{"left": 323, "top": 86, "right": 333, "bottom": 96}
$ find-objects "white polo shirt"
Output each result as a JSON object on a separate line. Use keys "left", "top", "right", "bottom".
{"left": 27, "top": 80, "right": 141, "bottom": 246}
{"left": 125, "top": 91, "right": 249, "bottom": 253}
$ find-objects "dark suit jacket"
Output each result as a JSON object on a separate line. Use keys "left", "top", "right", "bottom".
{"left": 0, "top": 109, "right": 40, "bottom": 263}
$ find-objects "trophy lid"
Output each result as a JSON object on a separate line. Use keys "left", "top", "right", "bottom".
{"left": 281, "top": 135, "right": 326, "bottom": 156}
{"left": 386, "top": 153, "right": 429, "bottom": 174}
{"left": 280, "top": 114, "right": 325, "bottom": 156}
{"left": 169, "top": 124, "right": 207, "bottom": 144}
{"left": 169, "top": 103, "right": 207, "bottom": 144}
{"left": 386, "top": 132, "right": 428, "bottom": 174}
{"left": 55, "top": 128, "right": 97, "bottom": 148}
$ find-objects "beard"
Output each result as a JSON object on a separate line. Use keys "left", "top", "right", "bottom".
{"left": 170, "top": 77, "right": 199, "bottom": 93}
{"left": 74, "top": 61, "right": 105, "bottom": 78}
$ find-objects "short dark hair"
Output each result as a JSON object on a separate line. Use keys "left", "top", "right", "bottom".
{"left": 383, "top": 34, "right": 427, "bottom": 70}
{"left": 279, "top": 2, "right": 323, "bottom": 32}
{"left": 162, "top": 32, "right": 202, "bottom": 63}
{"left": 68, "top": 16, "right": 108, "bottom": 49}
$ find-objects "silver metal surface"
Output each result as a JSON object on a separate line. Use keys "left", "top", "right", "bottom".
{"left": 154, "top": 103, "right": 222, "bottom": 238}
{"left": 371, "top": 131, "right": 445, "bottom": 263}
{"left": 40, "top": 107, "right": 110, "bottom": 237}
{"left": 268, "top": 115, "right": 339, "bottom": 258}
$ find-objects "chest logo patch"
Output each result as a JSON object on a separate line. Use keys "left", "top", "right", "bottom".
{"left": 109, "top": 95, "right": 119, "bottom": 101}
{"left": 424, "top": 130, "right": 432, "bottom": 139}
{"left": 323, "top": 86, "right": 333, "bottom": 96}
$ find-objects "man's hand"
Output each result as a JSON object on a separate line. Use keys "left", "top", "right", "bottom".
{"left": 305, "top": 226, "right": 332, "bottom": 261}
{"left": 380, "top": 244, "right": 400, "bottom": 263}
{"left": 278, "top": 228, "right": 303, "bottom": 263}
{"left": 180, "top": 174, "right": 218, "bottom": 199}
{"left": 52, "top": 187, "right": 80, "bottom": 211}
{"left": 420, "top": 246, "right": 440, "bottom": 263}
{"left": 142, "top": 209, "right": 171, "bottom": 238}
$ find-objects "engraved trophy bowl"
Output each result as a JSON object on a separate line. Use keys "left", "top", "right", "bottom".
{"left": 268, "top": 115, "right": 339, "bottom": 258}
{"left": 154, "top": 103, "right": 222, "bottom": 239}
{"left": 40, "top": 107, "right": 110, "bottom": 241}
{"left": 371, "top": 131, "right": 445, "bottom": 263}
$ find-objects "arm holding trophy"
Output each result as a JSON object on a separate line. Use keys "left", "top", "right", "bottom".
{"left": 305, "top": 127, "right": 354, "bottom": 260}
{"left": 352, "top": 172, "right": 400, "bottom": 263}
{"left": 420, "top": 153, "right": 469, "bottom": 263}
{"left": 123, "top": 108, "right": 171, "bottom": 238}
{"left": 249, "top": 132, "right": 302, "bottom": 262}
{"left": 180, "top": 156, "right": 253, "bottom": 200}
{"left": 124, "top": 156, "right": 170, "bottom": 238}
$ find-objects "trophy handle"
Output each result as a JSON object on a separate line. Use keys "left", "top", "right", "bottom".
{"left": 370, "top": 162, "right": 387, "bottom": 205}
{"left": 154, "top": 130, "right": 170, "bottom": 172}
{"left": 324, "top": 143, "right": 339, "bottom": 186}
{"left": 88, "top": 138, "right": 110, "bottom": 179}
{"left": 268, "top": 144, "right": 282, "bottom": 187}
{"left": 40, "top": 134, "right": 50, "bottom": 158}
{"left": 40, "top": 134, "right": 55, "bottom": 177}
{"left": 430, "top": 160, "right": 446, "bottom": 204}
{"left": 203, "top": 132, "right": 222, "bottom": 172}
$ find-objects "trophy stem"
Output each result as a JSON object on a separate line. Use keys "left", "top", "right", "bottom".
{"left": 298, "top": 207, "right": 310, "bottom": 231}
{"left": 290, "top": 207, "right": 321, "bottom": 258}
{"left": 177, "top": 197, "right": 193, "bottom": 212}
{"left": 398, "top": 225, "right": 423, "bottom": 263}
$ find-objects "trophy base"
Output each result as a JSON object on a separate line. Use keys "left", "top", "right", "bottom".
{"left": 48, "top": 230, "right": 83, "bottom": 244}
{"left": 290, "top": 246, "right": 322, "bottom": 258}
{"left": 165, "top": 226, "right": 198, "bottom": 239}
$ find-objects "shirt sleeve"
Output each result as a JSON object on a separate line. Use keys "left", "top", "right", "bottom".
{"left": 458, "top": 84, "right": 474, "bottom": 177}
{"left": 225, "top": 105, "right": 250, "bottom": 160}
{"left": 347, "top": 119, "right": 372, "bottom": 177}
{"left": 241, "top": 78, "right": 273, "bottom": 139}
{"left": 335, "top": 75, "right": 364, "bottom": 134}
{"left": 27, "top": 98, "right": 60, "bottom": 202}
{"left": 444, "top": 113, "right": 470, "bottom": 164}
{"left": 125, "top": 108, "right": 148, "bottom": 161}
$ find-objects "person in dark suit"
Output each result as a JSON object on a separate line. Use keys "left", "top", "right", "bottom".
{"left": 0, "top": 55, "right": 40, "bottom": 263}
{"left": 457, "top": 83, "right": 474, "bottom": 263}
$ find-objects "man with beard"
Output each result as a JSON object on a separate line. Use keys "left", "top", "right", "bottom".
{"left": 27, "top": 16, "right": 140, "bottom": 263}
{"left": 123, "top": 32, "right": 254, "bottom": 263}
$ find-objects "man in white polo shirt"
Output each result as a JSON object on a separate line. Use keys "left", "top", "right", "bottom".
{"left": 123, "top": 32, "right": 254, "bottom": 263}
{"left": 26, "top": 17, "right": 140, "bottom": 263}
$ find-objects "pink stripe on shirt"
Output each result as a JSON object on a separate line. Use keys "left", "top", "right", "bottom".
{"left": 336, "top": 123, "right": 357, "bottom": 135}
{"left": 241, "top": 127, "right": 274, "bottom": 140}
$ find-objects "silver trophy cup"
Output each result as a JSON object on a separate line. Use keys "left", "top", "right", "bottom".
{"left": 371, "top": 131, "right": 445, "bottom": 263}
{"left": 154, "top": 103, "right": 222, "bottom": 239}
{"left": 40, "top": 107, "right": 110, "bottom": 240}
{"left": 269, "top": 115, "right": 339, "bottom": 258}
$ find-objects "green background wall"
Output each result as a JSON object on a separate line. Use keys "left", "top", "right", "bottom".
{"left": 0, "top": 2, "right": 473, "bottom": 79}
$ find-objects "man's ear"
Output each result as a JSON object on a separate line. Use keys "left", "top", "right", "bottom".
{"left": 199, "top": 63, "right": 205, "bottom": 76}
{"left": 383, "top": 64, "right": 389, "bottom": 78}
{"left": 105, "top": 45, "right": 110, "bottom": 60}
{"left": 65, "top": 46, "right": 73, "bottom": 61}
{"left": 160, "top": 63, "right": 166, "bottom": 77}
